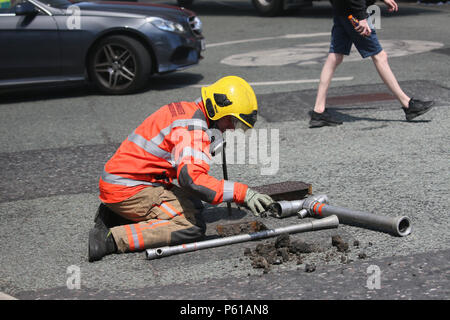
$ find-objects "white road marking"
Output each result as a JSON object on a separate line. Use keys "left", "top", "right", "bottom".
{"left": 221, "top": 40, "right": 444, "bottom": 66}
{"left": 0, "top": 292, "right": 17, "bottom": 300}
{"left": 189, "top": 76, "right": 353, "bottom": 88}
{"left": 206, "top": 32, "right": 330, "bottom": 48}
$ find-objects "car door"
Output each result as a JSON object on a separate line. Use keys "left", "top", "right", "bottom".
{"left": 0, "top": 0, "right": 60, "bottom": 82}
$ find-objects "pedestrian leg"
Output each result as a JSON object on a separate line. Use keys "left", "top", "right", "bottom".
{"left": 371, "top": 50, "right": 410, "bottom": 108}
{"left": 313, "top": 53, "right": 344, "bottom": 113}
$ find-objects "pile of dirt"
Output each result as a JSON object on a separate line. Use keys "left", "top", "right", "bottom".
{"left": 244, "top": 233, "right": 325, "bottom": 273}
{"left": 245, "top": 233, "right": 367, "bottom": 273}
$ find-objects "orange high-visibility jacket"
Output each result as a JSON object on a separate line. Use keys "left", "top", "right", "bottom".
{"left": 99, "top": 100, "right": 248, "bottom": 205}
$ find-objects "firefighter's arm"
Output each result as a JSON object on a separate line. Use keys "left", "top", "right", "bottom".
{"left": 172, "top": 128, "right": 248, "bottom": 205}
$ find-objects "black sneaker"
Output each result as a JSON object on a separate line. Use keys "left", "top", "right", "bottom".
{"left": 309, "top": 110, "right": 343, "bottom": 128}
{"left": 403, "top": 98, "right": 434, "bottom": 121}
{"left": 88, "top": 222, "right": 117, "bottom": 262}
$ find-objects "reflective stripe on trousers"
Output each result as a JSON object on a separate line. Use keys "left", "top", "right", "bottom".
{"left": 107, "top": 186, "right": 206, "bottom": 252}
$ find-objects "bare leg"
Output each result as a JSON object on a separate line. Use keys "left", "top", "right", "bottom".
{"left": 313, "top": 53, "right": 344, "bottom": 113}
{"left": 371, "top": 50, "right": 410, "bottom": 108}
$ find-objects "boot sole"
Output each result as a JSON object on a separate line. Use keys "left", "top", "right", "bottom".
{"left": 88, "top": 228, "right": 104, "bottom": 262}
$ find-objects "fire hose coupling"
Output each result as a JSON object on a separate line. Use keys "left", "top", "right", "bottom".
{"left": 302, "top": 194, "right": 329, "bottom": 216}
{"left": 265, "top": 199, "right": 305, "bottom": 218}
{"left": 265, "top": 194, "right": 412, "bottom": 237}
{"left": 265, "top": 194, "right": 329, "bottom": 219}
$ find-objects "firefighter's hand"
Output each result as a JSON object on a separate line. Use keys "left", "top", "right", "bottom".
{"left": 244, "top": 188, "right": 274, "bottom": 217}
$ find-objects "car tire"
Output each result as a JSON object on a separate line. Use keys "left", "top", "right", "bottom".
{"left": 252, "top": 0, "right": 284, "bottom": 17}
{"left": 88, "top": 35, "right": 152, "bottom": 95}
{"left": 177, "top": 0, "right": 194, "bottom": 7}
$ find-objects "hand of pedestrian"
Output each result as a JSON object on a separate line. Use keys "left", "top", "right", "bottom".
{"left": 243, "top": 188, "right": 274, "bottom": 217}
{"left": 383, "top": 0, "right": 398, "bottom": 12}
{"left": 355, "top": 19, "right": 372, "bottom": 37}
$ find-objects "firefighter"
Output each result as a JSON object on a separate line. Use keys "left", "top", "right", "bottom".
{"left": 88, "top": 76, "right": 275, "bottom": 262}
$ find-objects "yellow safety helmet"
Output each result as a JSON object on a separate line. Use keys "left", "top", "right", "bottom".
{"left": 201, "top": 76, "right": 258, "bottom": 130}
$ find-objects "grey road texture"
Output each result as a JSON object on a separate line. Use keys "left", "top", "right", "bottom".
{"left": 0, "top": 1, "right": 449, "bottom": 302}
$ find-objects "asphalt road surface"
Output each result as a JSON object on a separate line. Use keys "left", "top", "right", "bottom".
{"left": 0, "top": 0, "right": 449, "bottom": 302}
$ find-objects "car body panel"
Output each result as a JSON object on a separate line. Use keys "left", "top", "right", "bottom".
{"left": 0, "top": 12, "right": 60, "bottom": 80}
{"left": 0, "top": 0, "right": 204, "bottom": 88}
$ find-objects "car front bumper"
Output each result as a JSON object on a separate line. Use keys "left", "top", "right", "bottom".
{"left": 139, "top": 22, "right": 205, "bottom": 74}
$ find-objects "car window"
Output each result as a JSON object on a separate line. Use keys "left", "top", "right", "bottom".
{"left": 0, "top": 0, "right": 25, "bottom": 14}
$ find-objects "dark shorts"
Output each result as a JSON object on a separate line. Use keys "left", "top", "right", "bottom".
{"left": 329, "top": 15, "right": 383, "bottom": 58}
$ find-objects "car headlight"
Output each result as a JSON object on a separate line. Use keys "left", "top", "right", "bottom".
{"left": 191, "top": 16, "right": 202, "bottom": 34}
{"left": 146, "top": 17, "right": 185, "bottom": 33}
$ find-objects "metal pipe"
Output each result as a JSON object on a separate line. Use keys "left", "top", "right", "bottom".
{"left": 146, "top": 215, "right": 339, "bottom": 260}
{"left": 310, "top": 203, "right": 412, "bottom": 237}
{"left": 222, "top": 141, "right": 232, "bottom": 217}
{"left": 270, "top": 195, "right": 412, "bottom": 237}
{"left": 271, "top": 199, "right": 305, "bottom": 218}
{"left": 268, "top": 194, "right": 329, "bottom": 218}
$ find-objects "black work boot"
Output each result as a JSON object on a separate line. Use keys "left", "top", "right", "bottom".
{"left": 403, "top": 98, "right": 434, "bottom": 121}
{"left": 88, "top": 223, "right": 117, "bottom": 262}
{"left": 94, "top": 203, "right": 118, "bottom": 228}
{"left": 309, "top": 110, "right": 343, "bottom": 128}
{"left": 94, "top": 203, "right": 131, "bottom": 228}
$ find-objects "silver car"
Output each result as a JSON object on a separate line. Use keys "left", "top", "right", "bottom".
{"left": 0, "top": 0, "right": 205, "bottom": 94}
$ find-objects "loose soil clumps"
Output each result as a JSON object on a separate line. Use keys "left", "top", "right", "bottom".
{"left": 245, "top": 233, "right": 368, "bottom": 273}
{"left": 245, "top": 233, "right": 324, "bottom": 273}
{"left": 216, "top": 221, "right": 268, "bottom": 237}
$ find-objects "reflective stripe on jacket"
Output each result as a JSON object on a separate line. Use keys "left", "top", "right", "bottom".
{"left": 99, "top": 101, "right": 248, "bottom": 205}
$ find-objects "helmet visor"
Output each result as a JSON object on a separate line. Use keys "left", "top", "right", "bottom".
{"left": 240, "top": 110, "right": 257, "bottom": 128}
{"left": 232, "top": 117, "right": 251, "bottom": 132}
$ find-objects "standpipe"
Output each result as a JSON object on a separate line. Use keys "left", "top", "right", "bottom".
{"left": 146, "top": 215, "right": 339, "bottom": 260}
{"left": 269, "top": 195, "right": 412, "bottom": 237}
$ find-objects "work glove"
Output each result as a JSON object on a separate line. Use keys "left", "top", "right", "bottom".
{"left": 244, "top": 188, "right": 275, "bottom": 217}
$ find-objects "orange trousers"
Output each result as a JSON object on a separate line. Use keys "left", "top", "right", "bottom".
{"left": 105, "top": 186, "right": 206, "bottom": 253}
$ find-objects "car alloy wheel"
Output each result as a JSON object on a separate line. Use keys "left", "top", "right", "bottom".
{"left": 89, "top": 35, "right": 152, "bottom": 94}
{"left": 94, "top": 43, "right": 137, "bottom": 91}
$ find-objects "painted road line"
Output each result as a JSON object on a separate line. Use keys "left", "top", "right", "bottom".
{"left": 221, "top": 40, "right": 444, "bottom": 66}
{"left": 206, "top": 32, "right": 330, "bottom": 48}
{"left": 0, "top": 292, "right": 18, "bottom": 300}
{"left": 248, "top": 77, "right": 353, "bottom": 86}
{"left": 189, "top": 77, "right": 354, "bottom": 88}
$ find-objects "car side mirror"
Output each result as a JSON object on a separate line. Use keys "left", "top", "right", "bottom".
{"left": 15, "top": 2, "right": 37, "bottom": 15}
